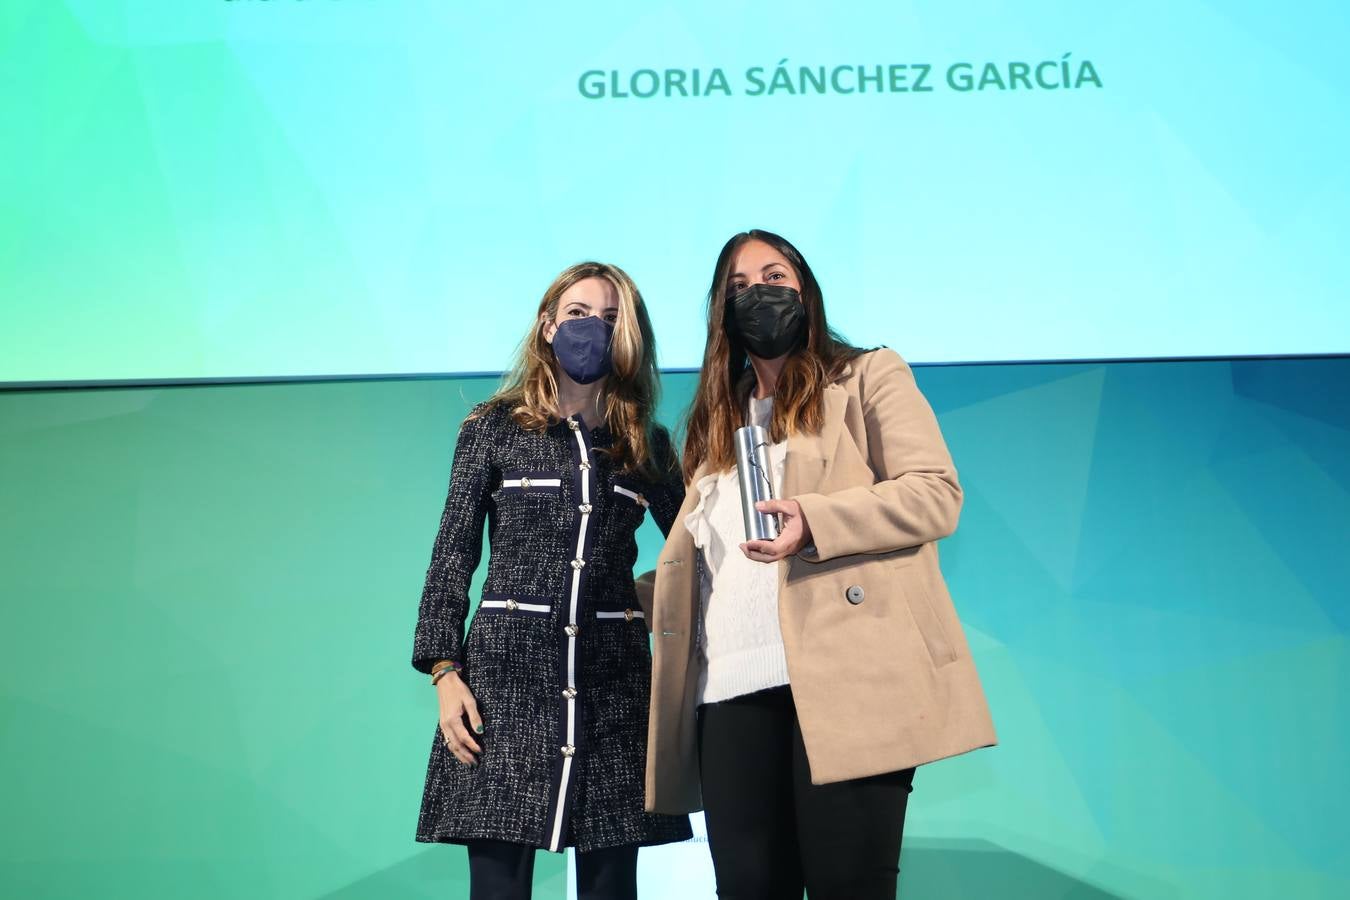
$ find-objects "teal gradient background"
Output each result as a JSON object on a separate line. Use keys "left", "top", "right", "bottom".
{"left": 3, "top": 0, "right": 1348, "bottom": 896}
{"left": 3, "top": 0, "right": 1349, "bottom": 382}
{"left": 3, "top": 357, "right": 1347, "bottom": 898}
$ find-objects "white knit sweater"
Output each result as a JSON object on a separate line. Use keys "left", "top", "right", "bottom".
{"left": 686, "top": 395, "right": 790, "bottom": 705}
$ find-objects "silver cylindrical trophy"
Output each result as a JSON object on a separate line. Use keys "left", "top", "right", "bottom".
{"left": 734, "top": 424, "right": 779, "bottom": 541}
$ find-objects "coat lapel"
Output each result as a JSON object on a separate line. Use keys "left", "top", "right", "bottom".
{"left": 781, "top": 380, "right": 849, "bottom": 500}
{"left": 777, "top": 374, "right": 850, "bottom": 592}
{"left": 651, "top": 461, "right": 708, "bottom": 632}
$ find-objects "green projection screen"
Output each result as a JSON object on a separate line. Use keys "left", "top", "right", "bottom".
{"left": 3, "top": 0, "right": 1349, "bottom": 384}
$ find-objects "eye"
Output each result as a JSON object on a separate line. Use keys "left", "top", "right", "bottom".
{"left": 567, "top": 307, "right": 585, "bottom": 317}
{"left": 604, "top": 312, "right": 619, "bottom": 324}
{"left": 728, "top": 280, "right": 747, "bottom": 295}
{"left": 766, "top": 271, "right": 785, "bottom": 282}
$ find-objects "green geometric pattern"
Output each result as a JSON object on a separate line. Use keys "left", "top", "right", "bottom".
{"left": 913, "top": 357, "right": 1349, "bottom": 899}
{"left": 1, "top": 358, "right": 1346, "bottom": 898}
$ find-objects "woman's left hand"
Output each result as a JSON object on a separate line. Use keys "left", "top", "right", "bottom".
{"left": 740, "top": 499, "right": 813, "bottom": 563}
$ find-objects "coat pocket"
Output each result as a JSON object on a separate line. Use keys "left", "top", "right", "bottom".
{"left": 899, "top": 574, "right": 957, "bottom": 668}
{"left": 474, "top": 592, "right": 554, "bottom": 619}
{"left": 498, "top": 469, "right": 563, "bottom": 496}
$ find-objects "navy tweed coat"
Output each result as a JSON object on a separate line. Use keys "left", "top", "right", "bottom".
{"left": 412, "top": 401, "right": 692, "bottom": 852}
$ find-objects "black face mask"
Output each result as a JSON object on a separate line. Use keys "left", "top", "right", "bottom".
{"left": 725, "top": 283, "right": 807, "bottom": 359}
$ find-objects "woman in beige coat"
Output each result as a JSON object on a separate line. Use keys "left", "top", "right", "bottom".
{"left": 642, "top": 230, "right": 995, "bottom": 900}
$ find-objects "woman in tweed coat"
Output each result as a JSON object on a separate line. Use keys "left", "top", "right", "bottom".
{"left": 412, "top": 262, "right": 691, "bottom": 899}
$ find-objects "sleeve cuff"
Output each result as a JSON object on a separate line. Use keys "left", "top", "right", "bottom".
{"left": 792, "top": 491, "right": 836, "bottom": 562}
{"left": 412, "top": 620, "right": 465, "bottom": 674}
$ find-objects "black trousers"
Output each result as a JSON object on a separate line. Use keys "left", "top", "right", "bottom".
{"left": 698, "top": 685, "right": 916, "bottom": 900}
{"left": 466, "top": 840, "right": 638, "bottom": 900}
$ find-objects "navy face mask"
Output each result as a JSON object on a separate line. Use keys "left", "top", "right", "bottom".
{"left": 725, "top": 283, "right": 807, "bottom": 359}
{"left": 552, "top": 315, "right": 615, "bottom": 384}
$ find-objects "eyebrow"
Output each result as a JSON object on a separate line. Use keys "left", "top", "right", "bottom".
{"left": 563, "top": 299, "right": 620, "bottom": 310}
{"left": 729, "top": 262, "right": 788, "bottom": 278}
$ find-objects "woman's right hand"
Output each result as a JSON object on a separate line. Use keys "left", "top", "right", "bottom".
{"left": 436, "top": 671, "right": 484, "bottom": 766}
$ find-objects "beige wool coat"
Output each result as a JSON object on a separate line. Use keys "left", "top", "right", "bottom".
{"left": 640, "top": 348, "right": 996, "bottom": 814}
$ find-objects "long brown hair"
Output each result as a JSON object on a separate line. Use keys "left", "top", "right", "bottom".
{"left": 682, "top": 230, "right": 862, "bottom": 481}
{"left": 482, "top": 262, "right": 671, "bottom": 478}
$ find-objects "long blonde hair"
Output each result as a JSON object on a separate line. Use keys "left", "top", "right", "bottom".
{"left": 682, "top": 230, "right": 862, "bottom": 482}
{"left": 484, "top": 262, "right": 671, "bottom": 478}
